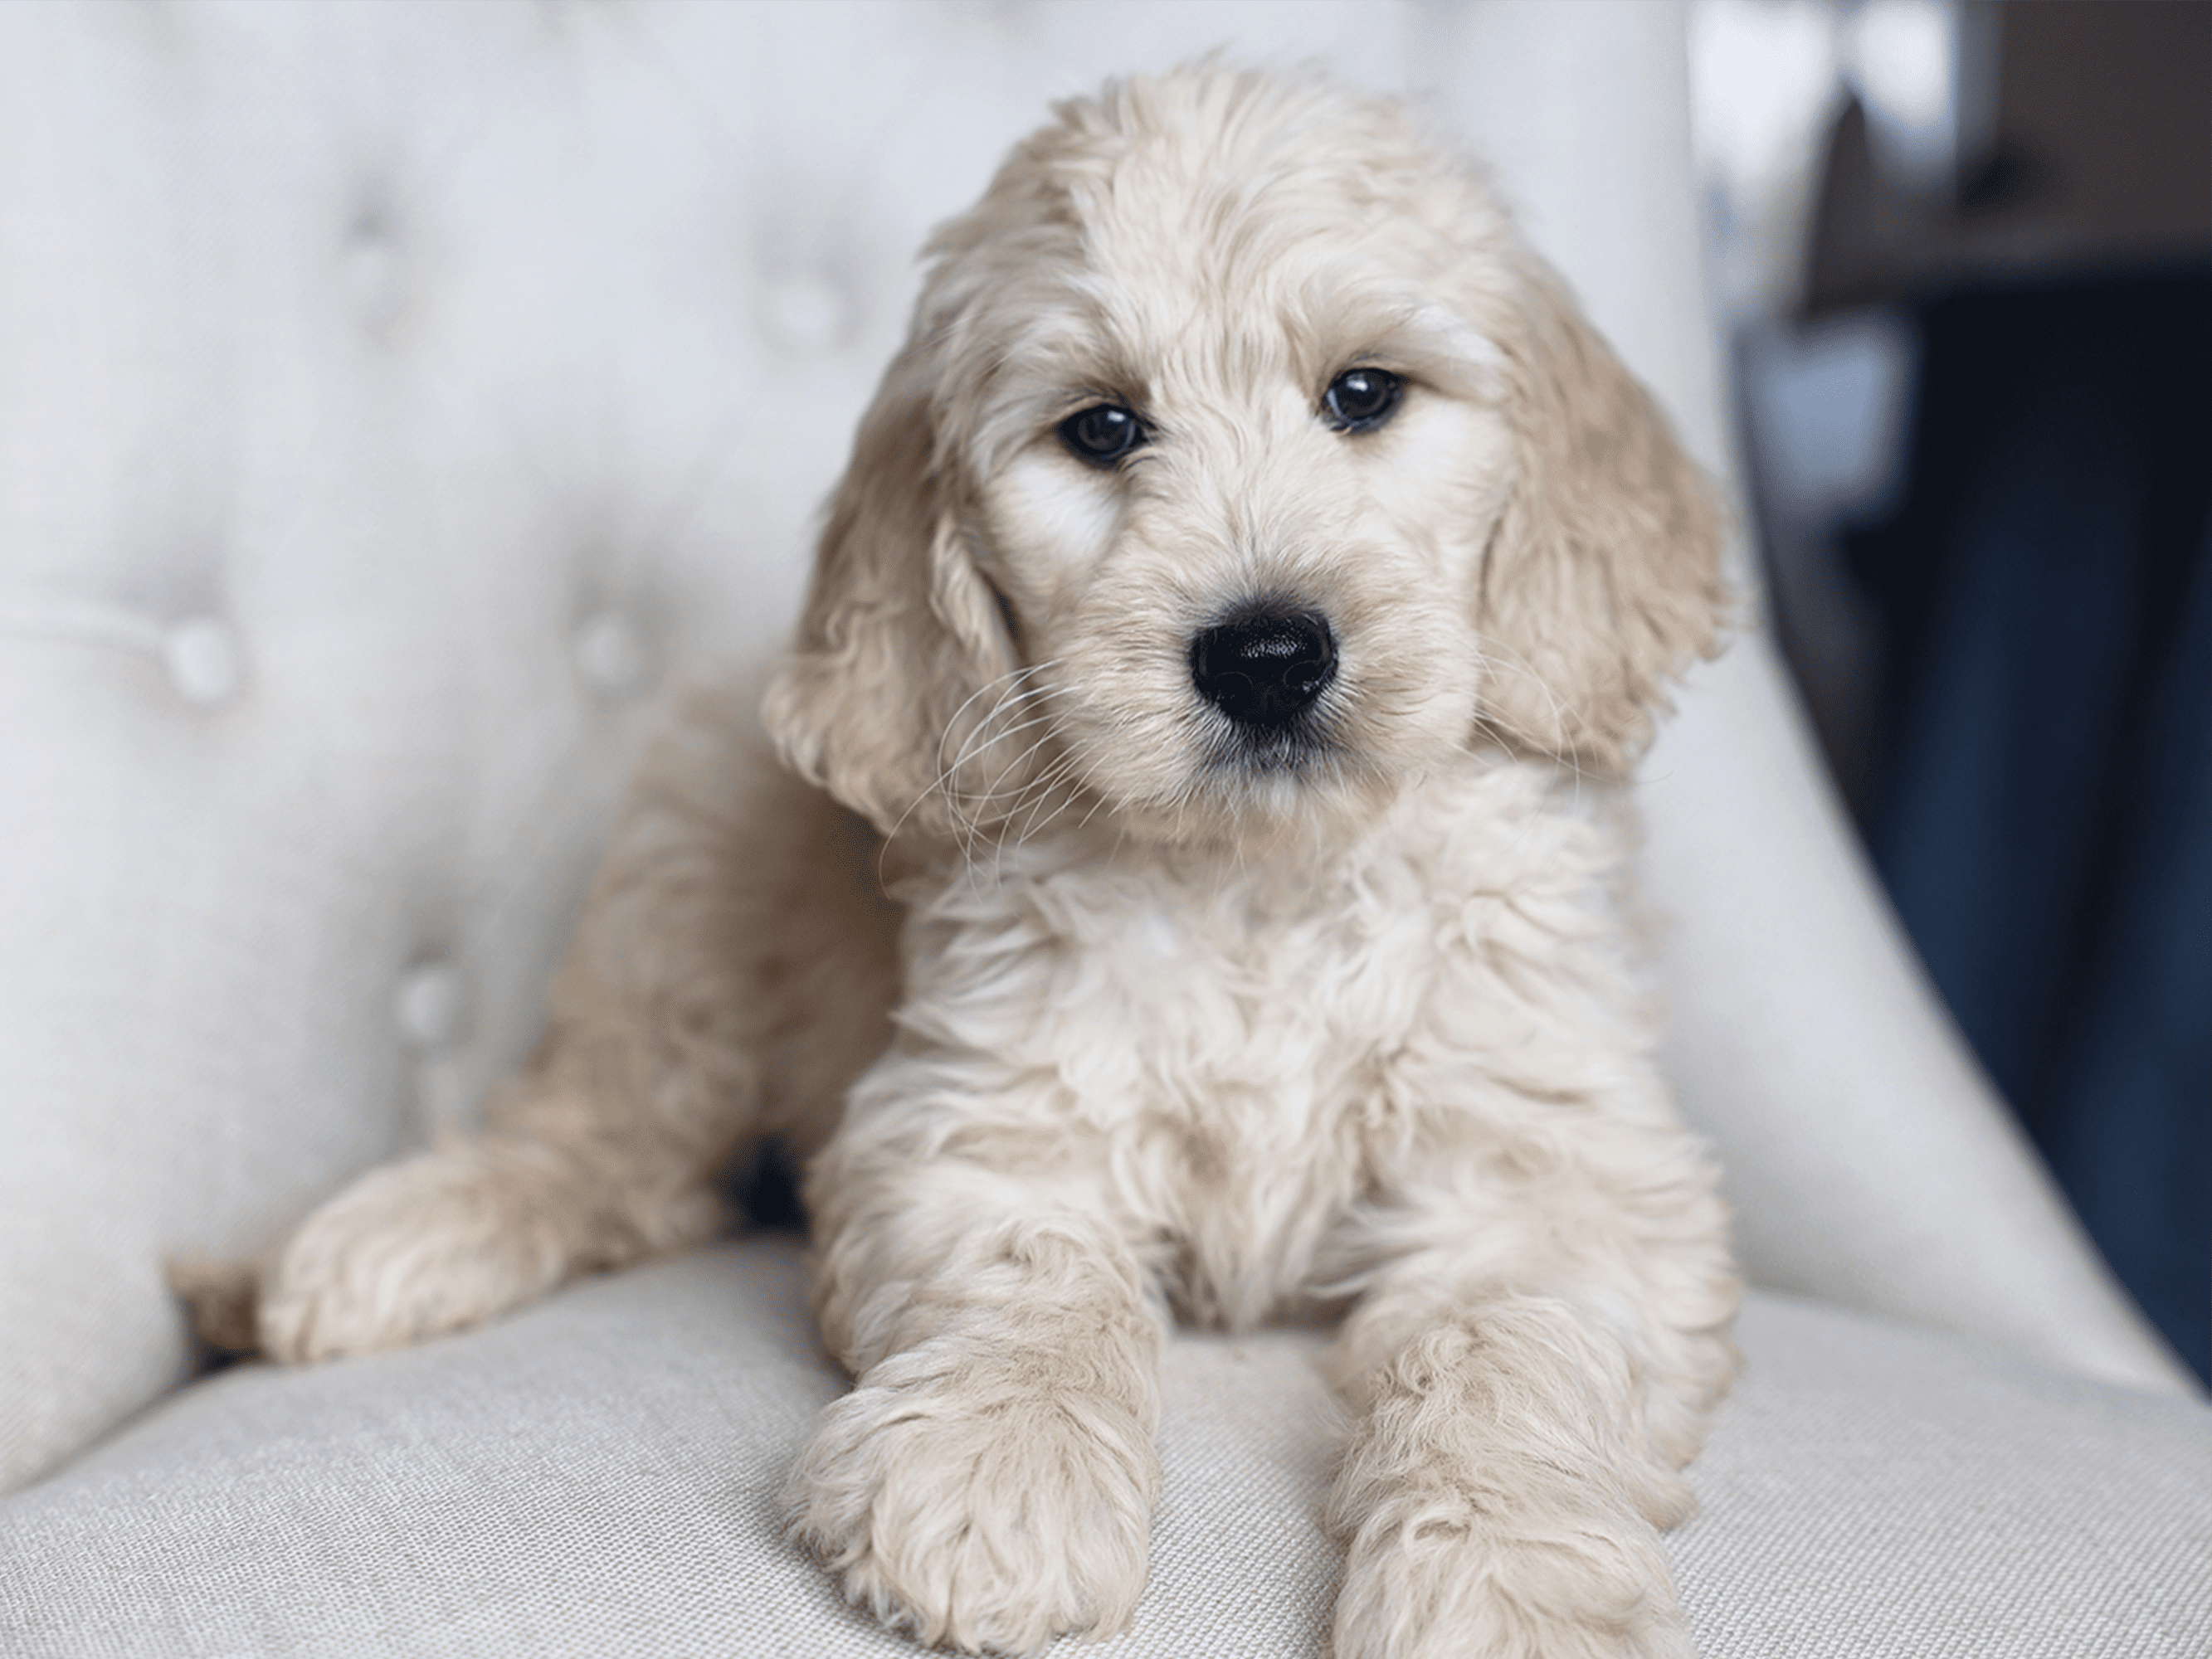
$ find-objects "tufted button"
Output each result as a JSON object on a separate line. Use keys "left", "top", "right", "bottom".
{"left": 393, "top": 961, "right": 468, "bottom": 1053}
{"left": 161, "top": 615, "right": 248, "bottom": 708}
{"left": 760, "top": 272, "right": 850, "bottom": 353}
{"left": 574, "top": 606, "right": 650, "bottom": 696}
{"left": 345, "top": 194, "right": 407, "bottom": 341}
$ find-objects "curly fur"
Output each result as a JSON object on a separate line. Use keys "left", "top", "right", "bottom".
{"left": 188, "top": 65, "right": 1741, "bottom": 1658}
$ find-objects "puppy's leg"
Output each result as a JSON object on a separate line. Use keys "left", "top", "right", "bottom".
{"left": 1326, "top": 1131, "right": 1737, "bottom": 1659}
{"left": 787, "top": 1082, "right": 1162, "bottom": 1657}
{"left": 236, "top": 694, "right": 901, "bottom": 1362}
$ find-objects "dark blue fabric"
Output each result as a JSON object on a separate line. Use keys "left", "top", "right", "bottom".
{"left": 1844, "top": 265, "right": 2212, "bottom": 1384}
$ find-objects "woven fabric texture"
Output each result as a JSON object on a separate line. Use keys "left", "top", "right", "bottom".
{"left": 2, "top": 1239, "right": 2205, "bottom": 1659}
{"left": 1670, "top": 1292, "right": 2212, "bottom": 1657}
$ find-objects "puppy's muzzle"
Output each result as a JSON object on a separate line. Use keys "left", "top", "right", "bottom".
{"left": 1189, "top": 605, "right": 1337, "bottom": 729}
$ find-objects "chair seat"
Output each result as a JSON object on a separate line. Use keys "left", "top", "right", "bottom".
{"left": 3, "top": 1238, "right": 2206, "bottom": 1658}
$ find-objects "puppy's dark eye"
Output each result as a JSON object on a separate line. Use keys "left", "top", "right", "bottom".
{"left": 1323, "top": 368, "right": 1404, "bottom": 432}
{"left": 1060, "top": 403, "right": 1147, "bottom": 466}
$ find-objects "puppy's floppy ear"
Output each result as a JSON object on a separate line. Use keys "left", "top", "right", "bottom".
{"left": 763, "top": 348, "right": 1016, "bottom": 839}
{"left": 1474, "top": 258, "right": 1727, "bottom": 772}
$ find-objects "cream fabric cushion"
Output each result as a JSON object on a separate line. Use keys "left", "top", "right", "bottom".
{"left": 4, "top": 1238, "right": 2206, "bottom": 1658}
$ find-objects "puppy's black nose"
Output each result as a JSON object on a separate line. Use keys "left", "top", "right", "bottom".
{"left": 1189, "top": 607, "right": 1337, "bottom": 727}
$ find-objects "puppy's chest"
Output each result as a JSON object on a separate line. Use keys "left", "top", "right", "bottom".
{"left": 903, "top": 775, "right": 1615, "bottom": 1319}
{"left": 915, "top": 843, "right": 1469, "bottom": 1117}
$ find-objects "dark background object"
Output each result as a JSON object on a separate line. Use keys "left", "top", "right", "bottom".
{"left": 1751, "top": 2, "right": 2212, "bottom": 1379}
{"left": 1805, "top": 0, "right": 2212, "bottom": 315}
{"left": 1844, "top": 267, "right": 2211, "bottom": 1380}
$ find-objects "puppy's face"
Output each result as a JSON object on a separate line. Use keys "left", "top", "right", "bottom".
{"left": 767, "top": 71, "right": 1723, "bottom": 852}
{"left": 957, "top": 169, "right": 1516, "bottom": 842}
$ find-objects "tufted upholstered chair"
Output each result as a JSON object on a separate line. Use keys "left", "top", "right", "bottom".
{"left": 2, "top": 3, "right": 2206, "bottom": 1655}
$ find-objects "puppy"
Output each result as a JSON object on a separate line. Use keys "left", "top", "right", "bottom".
{"left": 195, "top": 66, "right": 1739, "bottom": 1659}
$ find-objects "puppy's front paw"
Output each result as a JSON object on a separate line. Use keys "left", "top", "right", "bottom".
{"left": 787, "top": 1341, "right": 1160, "bottom": 1655}
{"left": 1333, "top": 1494, "right": 1693, "bottom": 1659}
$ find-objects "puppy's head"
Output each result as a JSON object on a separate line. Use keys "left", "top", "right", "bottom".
{"left": 765, "top": 67, "right": 1725, "bottom": 850}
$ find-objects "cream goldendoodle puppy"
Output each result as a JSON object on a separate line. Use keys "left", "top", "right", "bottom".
{"left": 192, "top": 66, "right": 1740, "bottom": 1659}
